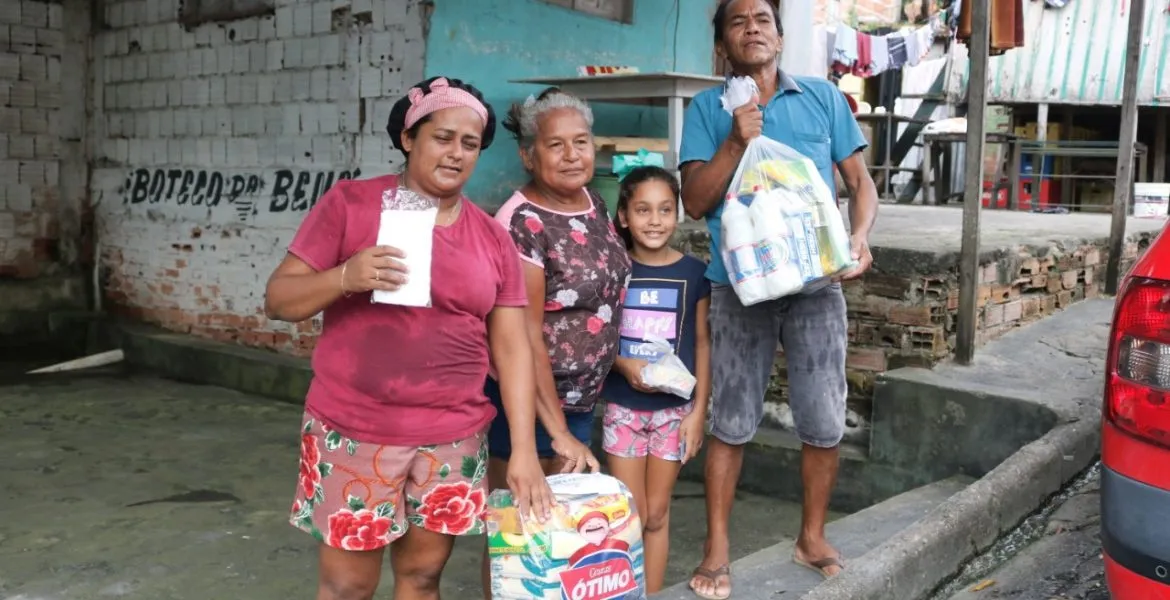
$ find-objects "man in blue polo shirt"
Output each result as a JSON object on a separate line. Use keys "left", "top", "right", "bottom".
{"left": 681, "top": 0, "right": 878, "bottom": 597}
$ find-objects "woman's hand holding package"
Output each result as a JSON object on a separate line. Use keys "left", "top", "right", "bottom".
{"left": 679, "top": 410, "right": 705, "bottom": 465}
{"left": 616, "top": 356, "right": 657, "bottom": 394}
{"left": 341, "top": 245, "right": 410, "bottom": 293}
{"left": 506, "top": 450, "right": 556, "bottom": 523}
{"left": 551, "top": 432, "right": 601, "bottom": 474}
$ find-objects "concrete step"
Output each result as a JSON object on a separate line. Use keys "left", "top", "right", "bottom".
{"left": 655, "top": 474, "right": 974, "bottom": 599}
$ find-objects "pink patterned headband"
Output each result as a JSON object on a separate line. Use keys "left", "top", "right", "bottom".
{"left": 404, "top": 77, "right": 489, "bottom": 129}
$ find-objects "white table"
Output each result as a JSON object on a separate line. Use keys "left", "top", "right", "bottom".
{"left": 510, "top": 72, "right": 724, "bottom": 173}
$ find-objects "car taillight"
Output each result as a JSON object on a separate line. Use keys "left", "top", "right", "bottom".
{"left": 1106, "top": 277, "right": 1170, "bottom": 448}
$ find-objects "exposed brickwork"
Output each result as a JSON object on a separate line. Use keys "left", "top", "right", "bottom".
{"left": 814, "top": 0, "right": 902, "bottom": 25}
{"left": 92, "top": 0, "right": 427, "bottom": 354}
{"left": 673, "top": 225, "right": 1156, "bottom": 433}
{"left": 0, "top": 1, "right": 65, "bottom": 279}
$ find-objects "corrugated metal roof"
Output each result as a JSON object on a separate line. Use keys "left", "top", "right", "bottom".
{"left": 957, "top": 0, "right": 1170, "bottom": 106}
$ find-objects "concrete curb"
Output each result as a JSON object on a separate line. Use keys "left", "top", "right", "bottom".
{"left": 801, "top": 414, "right": 1101, "bottom": 600}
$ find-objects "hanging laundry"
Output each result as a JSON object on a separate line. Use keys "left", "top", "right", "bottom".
{"left": 869, "top": 35, "right": 890, "bottom": 75}
{"left": 957, "top": 0, "right": 1025, "bottom": 55}
{"left": 852, "top": 31, "right": 874, "bottom": 77}
{"left": 887, "top": 34, "right": 909, "bottom": 69}
{"left": 833, "top": 25, "right": 858, "bottom": 66}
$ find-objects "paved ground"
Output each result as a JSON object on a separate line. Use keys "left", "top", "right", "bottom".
{"left": 858, "top": 205, "right": 1166, "bottom": 255}
{"left": 938, "top": 468, "right": 1107, "bottom": 600}
{"left": 0, "top": 368, "right": 833, "bottom": 600}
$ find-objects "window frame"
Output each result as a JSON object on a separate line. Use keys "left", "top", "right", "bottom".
{"left": 539, "top": 0, "right": 635, "bottom": 25}
{"left": 179, "top": 0, "right": 275, "bottom": 28}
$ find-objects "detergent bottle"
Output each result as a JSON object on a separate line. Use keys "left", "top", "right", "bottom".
{"left": 750, "top": 188, "right": 803, "bottom": 298}
{"left": 721, "top": 193, "right": 768, "bottom": 305}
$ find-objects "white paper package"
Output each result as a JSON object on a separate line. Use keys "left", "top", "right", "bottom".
{"left": 370, "top": 187, "right": 436, "bottom": 308}
{"left": 486, "top": 474, "right": 646, "bottom": 600}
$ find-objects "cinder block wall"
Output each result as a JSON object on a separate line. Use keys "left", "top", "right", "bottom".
{"left": 90, "top": 0, "right": 427, "bottom": 354}
{"left": 0, "top": 1, "right": 64, "bottom": 278}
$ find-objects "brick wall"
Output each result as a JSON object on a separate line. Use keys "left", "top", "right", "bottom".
{"left": 674, "top": 226, "right": 1155, "bottom": 445}
{"left": 815, "top": 0, "right": 902, "bottom": 25}
{"left": 91, "top": 0, "right": 427, "bottom": 355}
{"left": 0, "top": 1, "right": 64, "bottom": 278}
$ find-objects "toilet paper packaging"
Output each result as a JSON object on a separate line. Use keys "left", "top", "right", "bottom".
{"left": 486, "top": 473, "right": 646, "bottom": 600}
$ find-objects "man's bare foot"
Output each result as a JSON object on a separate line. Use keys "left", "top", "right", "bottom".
{"left": 793, "top": 537, "right": 844, "bottom": 578}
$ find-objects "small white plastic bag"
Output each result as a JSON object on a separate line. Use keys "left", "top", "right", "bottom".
{"left": 636, "top": 335, "right": 697, "bottom": 399}
{"left": 370, "top": 186, "right": 437, "bottom": 308}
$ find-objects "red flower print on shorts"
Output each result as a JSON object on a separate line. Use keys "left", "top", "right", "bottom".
{"left": 586, "top": 315, "right": 604, "bottom": 335}
{"left": 327, "top": 508, "right": 393, "bottom": 551}
{"left": 525, "top": 217, "right": 544, "bottom": 234}
{"left": 570, "top": 230, "right": 588, "bottom": 245}
{"left": 415, "top": 482, "right": 486, "bottom": 535}
{"left": 545, "top": 300, "right": 563, "bottom": 311}
{"left": 299, "top": 433, "right": 322, "bottom": 498}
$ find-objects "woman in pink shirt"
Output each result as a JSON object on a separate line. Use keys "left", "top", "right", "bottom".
{"left": 264, "top": 77, "right": 552, "bottom": 600}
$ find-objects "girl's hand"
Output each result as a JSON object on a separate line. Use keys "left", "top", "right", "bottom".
{"left": 679, "top": 410, "right": 706, "bottom": 464}
{"left": 341, "top": 245, "right": 409, "bottom": 294}
{"left": 616, "top": 357, "right": 656, "bottom": 393}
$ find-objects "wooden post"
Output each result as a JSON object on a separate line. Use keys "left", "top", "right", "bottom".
{"left": 955, "top": 0, "right": 991, "bottom": 365}
{"left": 1106, "top": 0, "right": 1146, "bottom": 295}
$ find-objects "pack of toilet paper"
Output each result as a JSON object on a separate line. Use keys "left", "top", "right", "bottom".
{"left": 486, "top": 473, "right": 646, "bottom": 600}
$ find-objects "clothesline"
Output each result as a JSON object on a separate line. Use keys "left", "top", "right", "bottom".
{"left": 827, "top": 19, "right": 938, "bottom": 82}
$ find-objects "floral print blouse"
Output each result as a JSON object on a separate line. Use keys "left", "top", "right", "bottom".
{"left": 495, "top": 188, "right": 632, "bottom": 414}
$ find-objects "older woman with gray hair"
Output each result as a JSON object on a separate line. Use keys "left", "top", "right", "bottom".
{"left": 484, "top": 87, "right": 632, "bottom": 481}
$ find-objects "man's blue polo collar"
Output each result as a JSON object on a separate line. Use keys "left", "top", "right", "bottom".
{"left": 777, "top": 70, "right": 803, "bottom": 94}
{"left": 724, "top": 69, "right": 803, "bottom": 101}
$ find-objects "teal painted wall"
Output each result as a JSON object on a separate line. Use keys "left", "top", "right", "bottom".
{"left": 423, "top": 0, "right": 717, "bottom": 208}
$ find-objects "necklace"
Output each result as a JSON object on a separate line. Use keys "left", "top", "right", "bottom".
{"left": 439, "top": 200, "right": 462, "bottom": 226}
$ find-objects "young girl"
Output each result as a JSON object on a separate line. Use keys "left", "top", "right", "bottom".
{"left": 603, "top": 165, "right": 711, "bottom": 594}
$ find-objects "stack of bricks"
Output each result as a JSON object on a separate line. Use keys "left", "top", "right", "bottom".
{"left": 0, "top": 1, "right": 63, "bottom": 278}
{"left": 813, "top": 0, "right": 904, "bottom": 25}
{"left": 673, "top": 225, "right": 1153, "bottom": 428}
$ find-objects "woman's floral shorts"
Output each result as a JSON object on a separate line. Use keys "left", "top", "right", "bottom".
{"left": 289, "top": 413, "right": 490, "bottom": 551}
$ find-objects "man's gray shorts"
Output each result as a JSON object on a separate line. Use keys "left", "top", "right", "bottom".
{"left": 708, "top": 282, "right": 848, "bottom": 448}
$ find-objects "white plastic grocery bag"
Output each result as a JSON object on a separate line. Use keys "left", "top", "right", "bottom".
{"left": 718, "top": 76, "right": 857, "bottom": 307}
{"left": 370, "top": 186, "right": 437, "bottom": 308}
{"left": 636, "top": 335, "right": 697, "bottom": 399}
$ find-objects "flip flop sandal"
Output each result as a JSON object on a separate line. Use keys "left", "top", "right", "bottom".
{"left": 793, "top": 554, "right": 846, "bottom": 580}
{"left": 689, "top": 564, "right": 732, "bottom": 600}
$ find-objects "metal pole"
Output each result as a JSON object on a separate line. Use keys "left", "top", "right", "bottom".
{"left": 955, "top": 0, "right": 991, "bottom": 366}
{"left": 1106, "top": 0, "right": 1145, "bottom": 294}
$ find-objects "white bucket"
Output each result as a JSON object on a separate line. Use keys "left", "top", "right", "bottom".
{"left": 1134, "top": 183, "right": 1170, "bottom": 218}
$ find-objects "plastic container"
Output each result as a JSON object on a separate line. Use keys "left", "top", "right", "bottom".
{"left": 749, "top": 188, "right": 803, "bottom": 298}
{"left": 721, "top": 193, "right": 769, "bottom": 304}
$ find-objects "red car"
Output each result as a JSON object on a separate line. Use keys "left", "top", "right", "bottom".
{"left": 1102, "top": 220, "right": 1170, "bottom": 599}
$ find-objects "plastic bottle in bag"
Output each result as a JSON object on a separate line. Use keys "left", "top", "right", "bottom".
{"left": 750, "top": 188, "right": 804, "bottom": 298}
{"left": 721, "top": 193, "right": 768, "bottom": 304}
